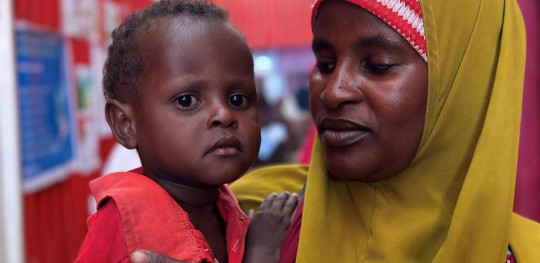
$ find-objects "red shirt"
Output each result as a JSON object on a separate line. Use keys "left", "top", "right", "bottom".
{"left": 75, "top": 168, "right": 248, "bottom": 263}
{"left": 279, "top": 196, "right": 303, "bottom": 263}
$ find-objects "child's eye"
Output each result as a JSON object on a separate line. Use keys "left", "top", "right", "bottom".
{"left": 175, "top": 95, "right": 200, "bottom": 109}
{"left": 229, "top": 94, "right": 248, "bottom": 108}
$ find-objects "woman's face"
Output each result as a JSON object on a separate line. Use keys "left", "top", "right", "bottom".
{"left": 310, "top": 0, "right": 428, "bottom": 182}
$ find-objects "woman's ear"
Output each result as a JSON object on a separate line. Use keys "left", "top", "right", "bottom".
{"left": 105, "top": 99, "right": 137, "bottom": 149}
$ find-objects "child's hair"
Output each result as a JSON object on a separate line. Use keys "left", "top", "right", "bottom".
{"left": 103, "top": 0, "right": 229, "bottom": 101}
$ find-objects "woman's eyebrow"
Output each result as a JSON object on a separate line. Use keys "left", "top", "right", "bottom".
{"left": 312, "top": 39, "right": 332, "bottom": 52}
{"left": 353, "top": 36, "right": 401, "bottom": 51}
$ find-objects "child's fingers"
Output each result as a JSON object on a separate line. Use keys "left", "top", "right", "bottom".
{"left": 281, "top": 192, "right": 299, "bottom": 218}
{"left": 269, "top": 191, "right": 290, "bottom": 211}
{"left": 258, "top": 192, "right": 277, "bottom": 210}
{"left": 131, "top": 249, "right": 189, "bottom": 263}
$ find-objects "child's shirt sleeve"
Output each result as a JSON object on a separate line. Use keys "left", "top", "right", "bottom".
{"left": 74, "top": 199, "right": 130, "bottom": 263}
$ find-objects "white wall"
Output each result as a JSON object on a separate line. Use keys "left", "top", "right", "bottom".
{"left": 0, "top": 0, "right": 24, "bottom": 262}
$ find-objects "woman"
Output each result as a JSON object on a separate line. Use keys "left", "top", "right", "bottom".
{"left": 236, "top": 0, "right": 539, "bottom": 261}
{"left": 132, "top": 0, "right": 539, "bottom": 262}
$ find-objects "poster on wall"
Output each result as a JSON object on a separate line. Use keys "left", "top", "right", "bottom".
{"left": 72, "top": 64, "right": 101, "bottom": 174}
{"left": 62, "top": 0, "right": 99, "bottom": 40}
{"left": 101, "top": 0, "right": 130, "bottom": 44}
{"left": 16, "top": 28, "right": 78, "bottom": 193}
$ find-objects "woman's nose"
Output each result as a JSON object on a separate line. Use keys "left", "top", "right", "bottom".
{"left": 320, "top": 63, "right": 364, "bottom": 110}
{"left": 207, "top": 102, "right": 238, "bottom": 129}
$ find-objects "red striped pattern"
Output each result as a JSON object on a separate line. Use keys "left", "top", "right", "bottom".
{"left": 312, "top": 0, "right": 427, "bottom": 61}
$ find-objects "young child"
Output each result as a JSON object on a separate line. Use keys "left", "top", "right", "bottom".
{"left": 75, "top": 1, "right": 297, "bottom": 262}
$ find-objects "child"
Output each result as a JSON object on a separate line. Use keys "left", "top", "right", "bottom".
{"left": 74, "top": 1, "right": 297, "bottom": 262}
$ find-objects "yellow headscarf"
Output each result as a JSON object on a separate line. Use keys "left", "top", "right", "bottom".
{"left": 296, "top": 0, "right": 531, "bottom": 261}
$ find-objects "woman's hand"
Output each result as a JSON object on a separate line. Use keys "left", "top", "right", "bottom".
{"left": 130, "top": 250, "right": 188, "bottom": 263}
{"left": 243, "top": 191, "right": 299, "bottom": 263}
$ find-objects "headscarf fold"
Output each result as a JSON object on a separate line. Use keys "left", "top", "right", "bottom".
{"left": 298, "top": 0, "right": 527, "bottom": 261}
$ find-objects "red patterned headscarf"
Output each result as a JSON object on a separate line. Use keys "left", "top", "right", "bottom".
{"left": 312, "top": 0, "right": 427, "bottom": 61}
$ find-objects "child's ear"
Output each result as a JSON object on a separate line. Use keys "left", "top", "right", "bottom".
{"left": 105, "top": 99, "right": 137, "bottom": 149}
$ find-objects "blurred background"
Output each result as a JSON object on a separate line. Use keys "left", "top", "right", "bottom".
{"left": 0, "top": 0, "right": 538, "bottom": 262}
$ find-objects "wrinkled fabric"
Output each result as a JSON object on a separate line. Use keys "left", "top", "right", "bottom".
{"left": 296, "top": 0, "right": 532, "bottom": 261}
{"left": 509, "top": 213, "right": 540, "bottom": 262}
{"left": 78, "top": 169, "right": 248, "bottom": 263}
{"left": 231, "top": 165, "right": 308, "bottom": 214}
{"left": 75, "top": 200, "right": 130, "bottom": 263}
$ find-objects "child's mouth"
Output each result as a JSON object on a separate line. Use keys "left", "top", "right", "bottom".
{"left": 206, "top": 136, "right": 244, "bottom": 155}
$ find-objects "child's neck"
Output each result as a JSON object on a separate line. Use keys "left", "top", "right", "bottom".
{"left": 145, "top": 173, "right": 228, "bottom": 262}
{"left": 145, "top": 173, "right": 219, "bottom": 213}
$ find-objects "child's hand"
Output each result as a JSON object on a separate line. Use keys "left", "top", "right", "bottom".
{"left": 130, "top": 250, "right": 189, "bottom": 263}
{"left": 243, "top": 191, "right": 299, "bottom": 263}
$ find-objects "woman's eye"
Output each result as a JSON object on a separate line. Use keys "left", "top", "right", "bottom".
{"left": 316, "top": 61, "right": 335, "bottom": 73}
{"left": 365, "top": 61, "right": 394, "bottom": 73}
{"left": 175, "top": 95, "right": 199, "bottom": 109}
{"left": 229, "top": 94, "right": 248, "bottom": 108}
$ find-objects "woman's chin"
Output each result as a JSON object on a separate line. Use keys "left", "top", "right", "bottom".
{"left": 326, "top": 166, "right": 394, "bottom": 183}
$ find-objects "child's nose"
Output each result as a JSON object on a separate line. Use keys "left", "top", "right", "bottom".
{"left": 207, "top": 105, "right": 238, "bottom": 129}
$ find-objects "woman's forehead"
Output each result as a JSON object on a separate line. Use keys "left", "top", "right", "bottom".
{"left": 312, "top": 0, "right": 427, "bottom": 61}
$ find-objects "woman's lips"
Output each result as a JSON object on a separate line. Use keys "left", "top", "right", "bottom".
{"left": 318, "top": 118, "right": 371, "bottom": 147}
{"left": 206, "top": 136, "right": 244, "bottom": 156}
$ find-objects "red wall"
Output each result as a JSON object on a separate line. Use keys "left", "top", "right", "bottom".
{"left": 214, "top": 0, "right": 313, "bottom": 49}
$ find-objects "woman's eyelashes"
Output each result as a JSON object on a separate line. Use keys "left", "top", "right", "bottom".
{"left": 315, "top": 58, "right": 396, "bottom": 75}
{"left": 363, "top": 60, "right": 396, "bottom": 73}
{"left": 316, "top": 60, "right": 336, "bottom": 73}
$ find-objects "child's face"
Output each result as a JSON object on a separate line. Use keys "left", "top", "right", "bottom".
{"left": 132, "top": 18, "right": 261, "bottom": 187}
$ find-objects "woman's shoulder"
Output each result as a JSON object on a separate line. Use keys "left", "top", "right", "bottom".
{"left": 239, "top": 164, "right": 308, "bottom": 181}
{"left": 509, "top": 212, "right": 540, "bottom": 262}
{"left": 230, "top": 164, "right": 309, "bottom": 213}
{"left": 232, "top": 164, "right": 309, "bottom": 192}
